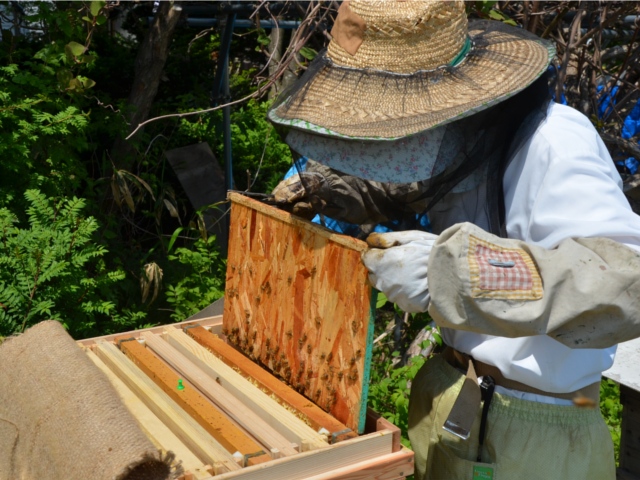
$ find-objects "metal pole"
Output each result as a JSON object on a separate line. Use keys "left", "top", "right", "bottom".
{"left": 211, "top": 12, "right": 236, "bottom": 255}
{"left": 212, "top": 12, "right": 236, "bottom": 191}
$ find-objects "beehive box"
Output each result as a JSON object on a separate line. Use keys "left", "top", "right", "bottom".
{"left": 78, "top": 317, "right": 414, "bottom": 479}
{"left": 77, "top": 193, "right": 413, "bottom": 479}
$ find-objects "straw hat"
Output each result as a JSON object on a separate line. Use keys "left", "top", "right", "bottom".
{"left": 268, "top": 0, "right": 555, "bottom": 141}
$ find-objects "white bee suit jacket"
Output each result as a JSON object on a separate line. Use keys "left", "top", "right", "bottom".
{"left": 432, "top": 102, "right": 640, "bottom": 394}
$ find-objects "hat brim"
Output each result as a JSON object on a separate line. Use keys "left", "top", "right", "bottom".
{"left": 269, "top": 20, "right": 555, "bottom": 141}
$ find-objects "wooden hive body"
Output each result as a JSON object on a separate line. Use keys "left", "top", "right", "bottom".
{"left": 78, "top": 316, "right": 414, "bottom": 480}
{"left": 223, "top": 192, "right": 376, "bottom": 433}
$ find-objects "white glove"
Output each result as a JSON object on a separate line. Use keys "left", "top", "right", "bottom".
{"left": 362, "top": 230, "right": 438, "bottom": 313}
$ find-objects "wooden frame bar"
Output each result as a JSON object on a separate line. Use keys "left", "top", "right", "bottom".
{"left": 163, "top": 326, "right": 329, "bottom": 449}
{"left": 142, "top": 331, "right": 301, "bottom": 456}
{"left": 86, "top": 350, "right": 213, "bottom": 480}
{"left": 210, "top": 430, "right": 394, "bottom": 480}
{"left": 118, "top": 337, "right": 272, "bottom": 465}
{"left": 184, "top": 325, "right": 356, "bottom": 441}
{"left": 93, "top": 340, "right": 241, "bottom": 473}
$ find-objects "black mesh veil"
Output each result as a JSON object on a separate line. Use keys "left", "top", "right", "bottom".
{"left": 268, "top": 21, "right": 553, "bottom": 237}
{"left": 273, "top": 73, "right": 550, "bottom": 238}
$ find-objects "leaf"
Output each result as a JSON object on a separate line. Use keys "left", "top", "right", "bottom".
{"left": 114, "top": 170, "right": 135, "bottom": 213}
{"left": 487, "top": 9, "right": 517, "bottom": 25}
{"left": 375, "top": 291, "right": 388, "bottom": 308}
{"left": 80, "top": 77, "right": 96, "bottom": 89}
{"left": 90, "top": 1, "right": 106, "bottom": 17}
{"left": 140, "top": 262, "right": 163, "bottom": 304}
{"left": 56, "top": 69, "right": 73, "bottom": 88}
{"left": 163, "top": 198, "right": 180, "bottom": 219}
{"left": 96, "top": 14, "right": 107, "bottom": 26}
{"left": 79, "top": 55, "right": 97, "bottom": 65}
{"left": 121, "top": 171, "right": 156, "bottom": 201}
{"left": 66, "top": 41, "right": 86, "bottom": 57}
{"left": 299, "top": 47, "right": 317, "bottom": 61}
{"left": 480, "top": 1, "right": 498, "bottom": 14}
{"left": 167, "top": 227, "right": 184, "bottom": 254}
{"left": 257, "top": 30, "right": 271, "bottom": 46}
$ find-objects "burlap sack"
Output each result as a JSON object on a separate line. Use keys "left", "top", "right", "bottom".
{"left": 0, "top": 320, "right": 175, "bottom": 480}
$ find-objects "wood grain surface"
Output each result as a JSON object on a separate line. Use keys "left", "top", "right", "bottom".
{"left": 223, "top": 193, "right": 376, "bottom": 433}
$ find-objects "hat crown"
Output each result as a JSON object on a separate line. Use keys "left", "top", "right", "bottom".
{"left": 328, "top": 0, "right": 468, "bottom": 74}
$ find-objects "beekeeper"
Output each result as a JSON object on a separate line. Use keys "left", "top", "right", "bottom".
{"left": 268, "top": 1, "right": 640, "bottom": 479}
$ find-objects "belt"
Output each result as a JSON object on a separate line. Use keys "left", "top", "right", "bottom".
{"left": 441, "top": 346, "right": 601, "bottom": 446}
{"left": 442, "top": 346, "right": 601, "bottom": 403}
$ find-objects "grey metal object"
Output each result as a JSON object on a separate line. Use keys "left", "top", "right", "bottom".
{"left": 165, "top": 142, "right": 228, "bottom": 252}
{"left": 186, "top": 297, "right": 225, "bottom": 320}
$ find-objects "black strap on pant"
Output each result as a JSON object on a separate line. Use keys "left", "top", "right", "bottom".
{"left": 477, "top": 375, "right": 496, "bottom": 462}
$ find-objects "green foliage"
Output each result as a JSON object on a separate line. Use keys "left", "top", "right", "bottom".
{"left": 0, "top": 62, "right": 90, "bottom": 210}
{"left": 368, "top": 302, "right": 438, "bottom": 449}
{"left": 368, "top": 351, "right": 427, "bottom": 449}
{"left": 165, "top": 236, "right": 226, "bottom": 321}
{"left": 600, "top": 378, "right": 622, "bottom": 464}
{"left": 0, "top": 190, "right": 142, "bottom": 338}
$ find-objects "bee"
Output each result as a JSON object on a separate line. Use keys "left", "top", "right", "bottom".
{"left": 286, "top": 330, "right": 293, "bottom": 338}
{"left": 349, "top": 357, "right": 356, "bottom": 367}
{"left": 307, "top": 344, "right": 312, "bottom": 354}
{"left": 355, "top": 349, "right": 362, "bottom": 359}
{"left": 337, "top": 372, "right": 344, "bottom": 381}
{"left": 572, "top": 395, "right": 597, "bottom": 409}
{"left": 320, "top": 353, "right": 326, "bottom": 362}
{"left": 321, "top": 373, "right": 329, "bottom": 381}
{"left": 351, "top": 321, "right": 358, "bottom": 333}
{"left": 301, "top": 333, "right": 308, "bottom": 343}
{"left": 265, "top": 338, "right": 271, "bottom": 348}
{"left": 327, "top": 352, "right": 333, "bottom": 363}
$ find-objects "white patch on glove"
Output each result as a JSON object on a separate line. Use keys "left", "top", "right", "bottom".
{"left": 362, "top": 230, "right": 438, "bottom": 313}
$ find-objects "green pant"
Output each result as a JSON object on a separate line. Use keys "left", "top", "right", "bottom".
{"left": 408, "top": 354, "right": 615, "bottom": 480}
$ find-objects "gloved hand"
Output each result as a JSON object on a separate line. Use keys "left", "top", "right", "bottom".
{"left": 271, "top": 172, "right": 327, "bottom": 219}
{"left": 362, "top": 230, "right": 438, "bottom": 313}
